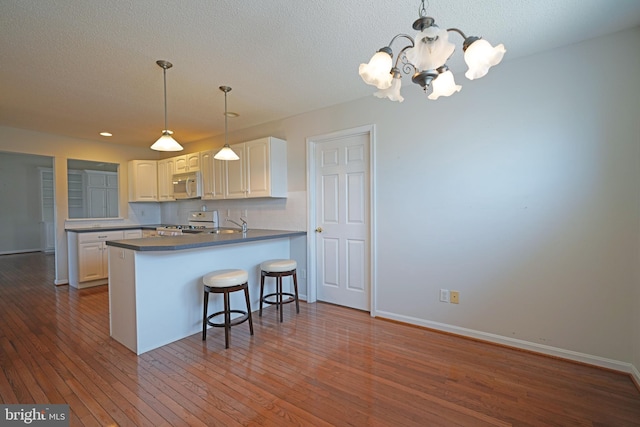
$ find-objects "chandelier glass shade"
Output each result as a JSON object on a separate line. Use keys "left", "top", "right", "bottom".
{"left": 214, "top": 86, "right": 240, "bottom": 161}
{"left": 359, "top": 0, "right": 505, "bottom": 102}
{"left": 151, "top": 60, "right": 183, "bottom": 151}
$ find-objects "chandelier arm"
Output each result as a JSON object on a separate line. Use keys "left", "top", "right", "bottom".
{"left": 446, "top": 28, "right": 467, "bottom": 40}
{"left": 387, "top": 33, "right": 415, "bottom": 51}
{"left": 395, "top": 44, "right": 416, "bottom": 74}
{"left": 386, "top": 34, "right": 415, "bottom": 73}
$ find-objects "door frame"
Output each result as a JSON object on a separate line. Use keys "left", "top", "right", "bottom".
{"left": 306, "top": 124, "right": 377, "bottom": 316}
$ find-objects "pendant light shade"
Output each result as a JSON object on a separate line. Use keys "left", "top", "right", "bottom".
{"left": 214, "top": 85, "right": 239, "bottom": 161}
{"left": 151, "top": 60, "right": 183, "bottom": 151}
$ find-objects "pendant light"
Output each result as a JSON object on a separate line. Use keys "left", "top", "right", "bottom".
{"left": 150, "top": 60, "right": 183, "bottom": 151}
{"left": 214, "top": 86, "right": 240, "bottom": 161}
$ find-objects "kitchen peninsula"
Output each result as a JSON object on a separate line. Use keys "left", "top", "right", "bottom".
{"left": 106, "top": 229, "right": 306, "bottom": 354}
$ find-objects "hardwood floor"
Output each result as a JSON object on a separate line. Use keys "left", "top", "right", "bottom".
{"left": 1, "top": 252, "right": 639, "bottom": 426}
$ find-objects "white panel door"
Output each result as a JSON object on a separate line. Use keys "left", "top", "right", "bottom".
{"left": 315, "top": 132, "right": 370, "bottom": 310}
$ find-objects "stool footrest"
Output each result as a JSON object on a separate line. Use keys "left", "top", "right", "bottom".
{"left": 206, "top": 310, "right": 250, "bottom": 328}
{"left": 262, "top": 292, "right": 296, "bottom": 306}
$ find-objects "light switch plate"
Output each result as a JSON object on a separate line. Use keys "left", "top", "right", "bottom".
{"left": 440, "top": 289, "right": 450, "bottom": 303}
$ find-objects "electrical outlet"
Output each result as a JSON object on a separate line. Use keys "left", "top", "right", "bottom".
{"left": 299, "top": 269, "right": 306, "bottom": 279}
{"left": 440, "top": 289, "right": 450, "bottom": 303}
{"left": 450, "top": 291, "right": 460, "bottom": 304}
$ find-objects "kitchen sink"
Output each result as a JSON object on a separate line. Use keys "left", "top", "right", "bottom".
{"left": 206, "top": 228, "right": 242, "bottom": 234}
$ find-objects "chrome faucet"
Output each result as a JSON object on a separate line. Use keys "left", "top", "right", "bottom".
{"left": 227, "top": 217, "right": 248, "bottom": 233}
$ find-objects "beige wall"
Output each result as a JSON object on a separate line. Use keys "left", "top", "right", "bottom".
{"left": 188, "top": 28, "right": 640, "bottom": 374}
{"left": 1, "top": 27, "right": 638, "bottom": 378}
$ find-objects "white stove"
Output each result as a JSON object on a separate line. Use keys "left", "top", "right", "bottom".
{"left": 155, "top": 225, "right": 184, "bottom": 236}
{"left": 154, "top": 211, "right": 218, "bottom": 236}
{"left": 187, "top": 210, "right": 219, "bottom": 230}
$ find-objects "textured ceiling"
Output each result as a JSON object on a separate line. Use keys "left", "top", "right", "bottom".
{"left": 1, "top": 0, "right": 640, "bottom": 149}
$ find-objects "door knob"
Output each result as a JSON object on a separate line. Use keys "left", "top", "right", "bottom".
{"left": 315, "top": 227, "right": 323, "bottom": 233}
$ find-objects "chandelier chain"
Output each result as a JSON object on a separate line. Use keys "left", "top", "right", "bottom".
{"left": 418, "top": 0, "right": 429, "bottom": 18}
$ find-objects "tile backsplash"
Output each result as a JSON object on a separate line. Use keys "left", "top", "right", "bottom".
{"left": 160, "top": 190, "right": 307, "bottom": 231}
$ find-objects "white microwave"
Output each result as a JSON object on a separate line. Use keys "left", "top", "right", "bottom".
{"left": 172, "top": 171, "right": 202, "bottom": 199}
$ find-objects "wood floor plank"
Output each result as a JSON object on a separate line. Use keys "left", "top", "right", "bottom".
{"left": 0, "top": 252, "right": 639, "bottom": 426}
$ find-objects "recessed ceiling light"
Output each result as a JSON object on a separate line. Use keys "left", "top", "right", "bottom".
{"left": 100, "top": 132, "right": 113, "bottom": 137}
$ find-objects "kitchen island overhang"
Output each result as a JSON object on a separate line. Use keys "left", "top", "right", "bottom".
{"left": 106, "top": 229, "right": 306, "bottom": 354}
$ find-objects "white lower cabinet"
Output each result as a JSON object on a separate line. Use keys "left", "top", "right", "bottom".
{"left": 78, "top": 241, "right": 108, "bottom": 282}
{"left": 68, "top": 230, "right": 125, "bottom": 288}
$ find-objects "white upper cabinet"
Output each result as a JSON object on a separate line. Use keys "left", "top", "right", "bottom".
{"left": 128, "top": 160, "right": 158, "bottom": 202}
{"left": 224, "top": 143, "right": 247, "bottom": 199}
{"left": 200, "top": 150, "right": 226, "bottom": 200}
{"left": 157, "top": 157, "right": 175, "bottom": 202}
{"left": 174, "top": 153, "right": 200, "bottom": 173}
{"left": 224, "top": 137, "right": 287, "bottom": 199}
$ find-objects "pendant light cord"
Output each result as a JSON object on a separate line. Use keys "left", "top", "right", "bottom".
{"left": 163, "top": 66, "right": 168, "bottom": 133}
{"left": 224, "top": 89, "right": 228, "bottom": 146}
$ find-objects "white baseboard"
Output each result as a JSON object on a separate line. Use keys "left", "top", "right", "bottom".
{"left": 0, "top": 248, "right": 42, "bottom": 256}
{"left": 375, "top": 310, "right": 638, "bottom": 378}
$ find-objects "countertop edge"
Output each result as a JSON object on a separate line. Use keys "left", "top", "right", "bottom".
{"left": 105, "top": 230, "right": 306, "bottom": 251}
{"left": 66, "top": 225, "right": 163, "bottom": 232}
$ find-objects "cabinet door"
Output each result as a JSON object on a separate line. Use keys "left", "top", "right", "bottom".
{"left": 107, "top": 188, "right": 119, "bottom": 217}
{"left": 86, "top": 172, "right": 107, "bottom": 187}
{"left": 200, "top": 151, "right": 225, "bottom": 200}
{"left": 87, "top": 187, "right": 107, "bottom": 218}
{"left": 246, "top": 139, "right": 270, "bottom": 197}
{"left": 174, "top": 155, "right": 187, "bottom": 174}
{"left": 186, "top": 153, "right": 200, "bottom": 171}
{"left": 173, "top": 153, "right": 200, "bottom": 173}
{"left": 157, "top": 158, "right": 175, "bottom": 201}
{"left": 128, "top": 160, "right": 158, "bottom": 202}
{"left": 78, "top": 242, "right": 105, "bottom": 282}
{"left": 106, "top": 173, "right": 118, "bottom": 188}
{"left": 224, "top": 143, "right": 246, "bottom": 198}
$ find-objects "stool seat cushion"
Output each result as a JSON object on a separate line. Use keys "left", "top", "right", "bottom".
{"left": 260, "top": 259, "right": 297, "bottom": 273}
{"left": 203, "top": 269, "right": 248, "bottom": 288}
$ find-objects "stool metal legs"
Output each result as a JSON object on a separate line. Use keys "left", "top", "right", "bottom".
{"left": 203, "top": 283, "right": 253, "bottom": 348}
{"left": 259, "top": 269, "right": 299, "bottom": 322}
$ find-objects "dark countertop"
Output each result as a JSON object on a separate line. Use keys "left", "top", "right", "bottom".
{"left": 105, "top": 229, "right": 306, "bottom": 252}
{"left": 66, "top": 224, "right": 169, "bottom": 232}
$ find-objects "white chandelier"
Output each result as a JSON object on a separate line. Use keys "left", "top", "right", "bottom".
{"left": 359, "top": 0, "right": 505, "bottom": 102}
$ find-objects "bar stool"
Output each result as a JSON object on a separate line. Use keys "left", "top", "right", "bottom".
{"left": 202, "top": 269, "right": 253, "bottom": 348}
{"left": 259, "top": 259, "right": 299, "bottom": 322}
